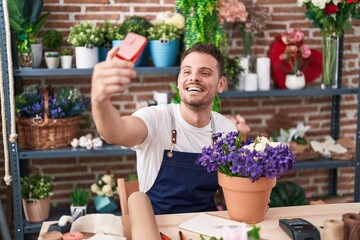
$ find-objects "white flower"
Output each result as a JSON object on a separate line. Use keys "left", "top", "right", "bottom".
{"left": 311, "top": 0, "right": 330, "bottom": 9}
{"left": 92, "top": 137, "right": 103, "bottom": 148}
{"left": 102, "top": 174, "right": 113, "bottom": 185}
{"left": 102, "top": 184, "right": 114, "bottom": 197}
{"left": 151, "top": 11, "right": 185, "bottom": 30}
{"left": 90, "top": 183, "right": 100, "bottom": 193}
{"left": 166, "top": 13, "right": 185, "bottom": 29}
{"left": 70, "top": 138, "right": 79, "bottom": 148}
{"left": 294, "top": 122, "right": 311, "bottom": 139}
{"left": 297, "top": 0, "right": 310, "bottom": 7}
{"left": 310, "top": 135, "right": 347, "bottom": 157}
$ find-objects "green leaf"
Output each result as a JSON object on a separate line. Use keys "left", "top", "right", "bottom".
{"left": 7, "top": 0, "right": 24, "bottom": 26}
{"left": 32, "top": 11, "right": 50, "bottom": 36}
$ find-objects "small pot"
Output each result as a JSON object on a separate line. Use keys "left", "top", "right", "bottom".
{"left": 285, "top": 72, "right": 305, "bottom": 90}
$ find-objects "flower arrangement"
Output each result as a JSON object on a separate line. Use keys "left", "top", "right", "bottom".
{"left": 217, "top": 1, "right": 269, "bottom": 57}
{"left": 297, "top": 0, "right": 360, "bottom": 35}
{"left": 197, "top": 132, "right": 296, "bottom": 182}
{"left": 279, "top": 29, "right": 312, "bottom": 75}
{"left": 21, "top": 172, "right": 54, "bottom": 200}
{"left": 217, "top": 0, "right": 248, "bottom": 24}
{"left": 90, "top": 173, "right": 117, "bottom": 197}
{"left": 297, "top": 0, "right": 360, "bottom": 88}
{"left": 15, "top": 85, "right": 89, "bottom": 119}
{"left": 67, "top": 22, "right": 105, "bottom": 47}
{"left": 275, "top": 122, "right": 311, "bottom": 145}
{"left": 148, "top": 12, "right": 185, "bottom": 40}
{"left": 239, "top": 6, "right": 269, "bottom": 57}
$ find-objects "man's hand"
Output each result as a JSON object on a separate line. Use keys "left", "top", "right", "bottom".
{"left": 91, "top": 46, "right": 137, "bottom": 105}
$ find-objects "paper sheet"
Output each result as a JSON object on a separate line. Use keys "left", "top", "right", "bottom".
{"left": 179, "top": 213, "right": 250, "bottom": 238}
{"left": 70, "top": 214, "right": 126, "bottom": 240}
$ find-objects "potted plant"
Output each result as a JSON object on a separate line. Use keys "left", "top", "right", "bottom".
{"left": 197, "top": 132, "right": 296, "bottom": 223}
{"left": 60, "top": 48, "right": 73, "bottom": 69}
{"left": 113, "top": 17, "right": 153, "bottom": 66}
{"left": 20, "top": 172, "right": 54, "bottom": 222}
{"left": 98, "top": 21, "right": 113, "bottom": 62}
{"left": 90, "top": 173, "right": 118, "bottom": 213}
{"left": 7, "top": 0, "right": 50, "bottom": 68}
{"left": 67, "top": 22, "right": 105, "bottom": 68}
{"left": 43, "top": 29, "right": 63, "bottom": 69}
{"left": 147, "top": 12, "right": 184, "bottom": 67}
{"left": 70, "top": 188, "right": 91, "bottom": 218}
{"left": 15, "top": 85, "right": 90, "bottom": 149}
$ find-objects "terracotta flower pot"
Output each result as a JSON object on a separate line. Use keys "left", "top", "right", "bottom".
{"left": 218, "top": 171, "right": 276, "bottom": 224}
{"left": 22, "top": 198, "right": 50, "bottom": 222}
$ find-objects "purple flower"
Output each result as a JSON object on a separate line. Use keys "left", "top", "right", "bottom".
{"left": 197, "top": 132, "right": 296, "bottom": 182}
{"left": 15, "top": 85, "right": 90, "bottom": 119}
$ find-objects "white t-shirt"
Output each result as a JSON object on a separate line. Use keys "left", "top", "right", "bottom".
{"left": 132, "top": 103, "right": 237, "bottom": 192}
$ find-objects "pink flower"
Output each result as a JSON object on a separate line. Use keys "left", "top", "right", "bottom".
{"left": 279, "top": 29, "right": 312, "bottom": 74}
{"left": 218, "top": 0, "right": 248, "bottom": 24}
{"left": 300, "top": 44, "right": 311, "bottom": 58}
{"left": 221, "top": 224, "right": 248, "bottom": 240}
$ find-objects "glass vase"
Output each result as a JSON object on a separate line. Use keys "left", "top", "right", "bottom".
{"left": 242, "top": 31, "right": 254, "bottom": 58}
{"left": 321, "top": 32, "right": 339, "bottom": 89}
{"left": 18, "top": 52, "right": 33, "bottom": 69}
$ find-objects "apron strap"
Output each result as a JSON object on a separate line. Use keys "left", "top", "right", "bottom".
{"left": 166, "top": 104, "right": 216, "bottom": 156}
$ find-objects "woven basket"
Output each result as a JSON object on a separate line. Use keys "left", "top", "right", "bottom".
{"left": 16, "top": 89, "right": 82, "bottom": 150}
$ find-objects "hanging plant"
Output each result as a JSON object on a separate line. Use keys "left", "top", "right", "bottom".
{"left": 174, "top": 0, "right": 227, "bottom": 112}
{"left": 175, "top": 0, "right": 227, "bottom": 51}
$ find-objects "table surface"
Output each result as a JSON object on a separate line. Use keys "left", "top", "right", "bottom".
{"left": 39, "top": 202, "right": 360, "bottom": 240}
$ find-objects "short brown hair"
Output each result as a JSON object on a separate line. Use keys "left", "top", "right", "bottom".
{"left": 181, "top": 43, "right": 224, "bottom": 77}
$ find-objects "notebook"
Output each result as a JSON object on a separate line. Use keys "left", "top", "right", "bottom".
{"left": 178, "top": 213, "right": 249, "bottom": 238}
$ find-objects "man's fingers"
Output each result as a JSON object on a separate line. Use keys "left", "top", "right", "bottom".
{"left": 106, "top": 46, "right": 120, "bottom": 60}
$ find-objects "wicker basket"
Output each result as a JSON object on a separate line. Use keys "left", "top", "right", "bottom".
{"left": 16, "top": 89, "right": 82, "bottom": 150}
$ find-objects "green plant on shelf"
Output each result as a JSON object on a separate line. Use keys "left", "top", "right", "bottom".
{"left": 43, "top": 29, "right": 63, "bottom": 51}
{"left": 20, "top": 172, "right": 54, "bottom": 200}
{"left": 70, "top": 188, "right": 91, "bottom": 206}
{"left": 60, "top": 48, "right": 73, "bottom": 56}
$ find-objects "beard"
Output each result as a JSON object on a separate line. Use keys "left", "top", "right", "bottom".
{"left": 179, "top": 88, "right": 217, "bottom": 111}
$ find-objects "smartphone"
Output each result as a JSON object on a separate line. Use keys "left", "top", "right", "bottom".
{"left": 115, "top": 32, "right": 148, "bottom": 63}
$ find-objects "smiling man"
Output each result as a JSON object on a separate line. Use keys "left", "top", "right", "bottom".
{"left": 91, "top": 42, "right": 236, "bottom": 214}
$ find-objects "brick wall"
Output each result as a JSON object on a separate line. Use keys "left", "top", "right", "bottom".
{"left": 0, "top": 0, "right": 358, "bottom": 207}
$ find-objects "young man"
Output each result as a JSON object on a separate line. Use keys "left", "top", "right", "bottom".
{"left": 91, "top": 43, "right": 236, "bottom": 214}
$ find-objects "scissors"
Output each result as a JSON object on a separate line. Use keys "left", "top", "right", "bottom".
{"left": 160, "top": 231, "right": 186, "bottom": 240}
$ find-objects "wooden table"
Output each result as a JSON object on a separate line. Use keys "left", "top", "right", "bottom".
{"left": 39, "top": 203, "right": 360, "bottom": 239}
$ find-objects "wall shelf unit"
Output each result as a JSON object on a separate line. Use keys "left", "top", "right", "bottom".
{"left": 1, "top": 3, "right": 359, "bottom": 239}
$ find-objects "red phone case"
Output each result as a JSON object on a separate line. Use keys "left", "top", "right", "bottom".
{"left": 115, "top": 32, "right": 148, "bottom": 63}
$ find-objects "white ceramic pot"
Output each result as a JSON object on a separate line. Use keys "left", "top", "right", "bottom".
{"left": 44, "top": 51, "right": 60, "bottom": 69}
{"left": 285, "top": 73, "right": 305, "bottom": 90}
{"left": 75, "top": 46, "right": 99, "bottom": 69}
{"left": 237, "top": 57, "right": 250, "bottom": 91}
{"left": 31, "top": 43, "right": 43, "bottom": 68}
{"left": 70, "top": 204, "right": 87, "bottom": 220}
{"left": 61, "top": 55, "right": 73, "bottom": 69}
{"left": 244, "top": 73, "right": 258, "bottom": 91}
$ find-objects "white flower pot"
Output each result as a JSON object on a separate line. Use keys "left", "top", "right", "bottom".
{"left": 61, "top": 55, "right": 73, "bottom": 69}
{"left": 31, "top": 43, "right": 43, "bottom": 68}
{"left": 237, "top": 56, "right": 250, "bottom": 91}
{"left": 70, "top": 204, "right": 87, "bottom": 221}
{"left": 285, "top": 73, "right": 305, "bottom": 90}
{"left": 75, "top": 46, "right": 99, "bottom": 69}
{"left": 44, "top": 51, "right": 60, "bottom": 69}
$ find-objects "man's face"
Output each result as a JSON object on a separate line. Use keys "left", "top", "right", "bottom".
{"left": 178, "top": 52, "right": 225, "bottom": 111}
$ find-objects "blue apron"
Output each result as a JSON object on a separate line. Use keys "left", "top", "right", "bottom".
{"left": 146, "top": 106, "right": 218, "bottom": 214}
